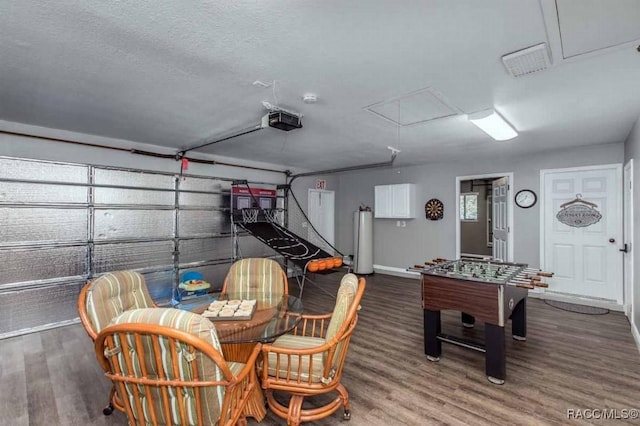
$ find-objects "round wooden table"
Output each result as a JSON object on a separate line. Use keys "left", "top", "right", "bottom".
{"left": 189, "top": 294, "right": 304, "bottom": 421}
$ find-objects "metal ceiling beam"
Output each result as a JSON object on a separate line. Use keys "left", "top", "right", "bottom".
{"left": 288, "top": 149, "right": 399, "bottom": 183}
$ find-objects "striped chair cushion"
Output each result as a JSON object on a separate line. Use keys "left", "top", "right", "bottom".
{"left": 225, "top": 258, "right": 286, "bottom": 302}
{"left": 267, "top": 334, "right": 326, "bottom": 383}
{"left": 324, "top": 274, "right": 359, "bottom": 368}
{"left": 108, "top": 308, "right": 231, "bottom": 425}
{"left": 85, "top": 271, "right": 155, "bottom": 333}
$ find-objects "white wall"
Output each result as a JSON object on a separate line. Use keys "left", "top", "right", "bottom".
{"left": 624, "top": 116, "right": 640, "bottom": 340}
{"left": 336, "top": 142, "right": 624, "bottom": 271}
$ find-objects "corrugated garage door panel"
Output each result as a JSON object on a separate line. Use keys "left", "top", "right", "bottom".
{"left": 0, "top": 281, "right": 84, "bottom": 337}
{"left": 0, "top": 207, "right": 87, "bottom": 244}
{"left": 0, "top": 156, "right": 278, "bottom": 339}
{"left": 0, "top": 246, "right": 88, "bottom": 286}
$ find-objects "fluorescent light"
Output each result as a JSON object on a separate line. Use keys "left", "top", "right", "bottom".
{"left": 468, "top": 109, "right": 517, "bottom": 141}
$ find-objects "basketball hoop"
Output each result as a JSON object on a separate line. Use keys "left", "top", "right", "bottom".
{"left": 241, "top": 208, "right": 259, "bottom": 223}
{"left": 264, "top": 208, "right": 281, "bottom": 223}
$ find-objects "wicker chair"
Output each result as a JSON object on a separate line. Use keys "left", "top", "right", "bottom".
{"left": 221, "top": 258, "right": 288, "bottom": 301}
{"left": 78, "top": 271, "right": 157, "bottom": 415}
{"left": 95, "top": 308, "right": 259, "bottom": 426}
{"left": 260, "top": 273, "right": 365, "bottom": 425}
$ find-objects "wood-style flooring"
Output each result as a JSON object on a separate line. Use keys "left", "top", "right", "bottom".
{"left": 2, "top": 273, "right": 640, "bottom": 425}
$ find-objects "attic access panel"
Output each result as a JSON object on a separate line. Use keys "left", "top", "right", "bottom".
{"left": 556, "top": 0, "right": 640, "bottom": 58}
{"left": 365, "top": 87, "right": 460, "bottom": 127}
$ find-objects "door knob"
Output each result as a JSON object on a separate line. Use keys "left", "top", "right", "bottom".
{"left": 620, "top": 243, "right": 629, "bottom": 253}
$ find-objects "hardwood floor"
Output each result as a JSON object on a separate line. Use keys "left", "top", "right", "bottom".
{"left": 2, "top": 272, "right": 640, "bottom": 425}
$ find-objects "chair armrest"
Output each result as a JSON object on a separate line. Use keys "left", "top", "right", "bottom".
{"left": 299, "top": 313, "right": 333, "bottom": 320}
{"left": 261, "top": 338, "right": 340, "bottom": 385}
{"left": 263, "top": 317, "right": 357, "bottom": 362}
{"left": 261, "top": 339, "right": 333, "bottom": 356}
{"left": 292, "top": 313, "right": 333, "bottom": 338}
{"left": 231, "top": 343, "right": 261, "bottom": 383}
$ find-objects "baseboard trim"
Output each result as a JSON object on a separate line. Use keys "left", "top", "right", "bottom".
{"left": 372, "top": 264, "right": 420, "bottom": 279}
{"left": 632, "top": 320, "right": 640, "bottom": 355}
{"left": 343, "top": 261, "right": 420, "bottom": 279}
{"left": 529, "top": 291, "right": 623, "bottom": 312}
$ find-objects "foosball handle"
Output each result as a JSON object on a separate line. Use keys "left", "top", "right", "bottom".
{"left": 524, "top": 274, "right": 542, "bottom": 281}
{"left": 414, "top": 264, "right": 426, "bottom": 269}
{"left": 424, "top": 261, "right": 436, "bottom": 266}
{"left": 511, "top": 278, "right": 535, "bottom": 286}
{"left": 537, "top": 272, "right": 554, "bottom": 277}
{"left": 533, "top": 282, "right": 549, "bottom": 288}
{"left": 515, "top": 283, "right": 534, "bottom": 289}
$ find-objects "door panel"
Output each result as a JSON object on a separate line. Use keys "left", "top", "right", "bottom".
{"left": 492, "top": 177, "right": 509, "bottom": 261}
{"left": 543, "top": 166, "right": 621, "bottom": 300}
{"left": 583, "top": 245, "right": 605, "bottom": 282}
{"left": 552, "top": 178, "right": 575, "bottom": 193}
{"left": 552, "top": 244, "right": 575, "bottom": 279}
{"left": 583, "top": 177, "right": 606, "bottom": 191}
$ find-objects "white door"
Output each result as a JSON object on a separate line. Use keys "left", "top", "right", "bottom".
{"left": 307, "top": 189, "right": 335, "bottom": 253}
{"left": 623, "top": 160, "right": 634, "bottom": 318}
{"left": 542, "top": 165, "right": 622, "bottom": 300}
{"left": 492, "top": 177, "right": 509, "bottom": 261}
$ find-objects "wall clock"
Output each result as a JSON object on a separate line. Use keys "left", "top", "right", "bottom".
{"left": 425, "top": 199, "right": 444, "bottom": 220}
{"left": 515, "top": 189, "right": 537, "bottom": 208}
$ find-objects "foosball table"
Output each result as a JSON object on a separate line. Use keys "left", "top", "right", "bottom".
{"left": 411, "top": 258, "right": 553, "bottom": 384}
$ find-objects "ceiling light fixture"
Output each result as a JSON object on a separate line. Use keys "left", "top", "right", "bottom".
{"left": 468, "top": 109, "right": 518, "bottom": 141}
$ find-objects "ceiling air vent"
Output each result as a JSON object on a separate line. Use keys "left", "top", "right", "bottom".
{"left": 502, "top": 43, "right": 551, "bottom": 77}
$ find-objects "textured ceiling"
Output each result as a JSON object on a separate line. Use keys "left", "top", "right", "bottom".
{"left": 1, "top": 1, "right": 639, "bottom": 170}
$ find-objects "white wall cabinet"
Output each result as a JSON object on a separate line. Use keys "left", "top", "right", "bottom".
{"left": 374, "top": 183, "right": 416, "bottom": 218}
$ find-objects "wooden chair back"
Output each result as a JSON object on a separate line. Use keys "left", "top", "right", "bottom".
{"left": 95, "top": 308, "right": 258, "bottom": 426}
{"left": 78, "top": 271, "right": 156, "bottom": 340}
{"left": 221, "top": 258, "right": 288, "bottom": 302}
{"left": 78, "top": 271, "right": 157, "bottom": 414}
{"left": 324, "top": 273, "right": 360, "bottom": 370}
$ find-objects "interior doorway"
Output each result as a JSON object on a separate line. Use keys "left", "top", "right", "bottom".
{"left": 307, "top": 189, "right": 335, "bottom": 253}
{"left": 456, "top": 172, "right": 514, "bottom": 261}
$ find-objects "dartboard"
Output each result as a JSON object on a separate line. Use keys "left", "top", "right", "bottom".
{"left": 425, "top": 198, "right": 444, "bottom": 220}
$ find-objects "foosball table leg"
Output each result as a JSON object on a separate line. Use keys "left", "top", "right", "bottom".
{"left": 461, "top": 312, "right": 475, "bottom": 328}
{"left": 485, "top": 324, "right": 506, "bottom": 385}
{"left": 424, "top": 309, "right": 441, "bottom": 362}
{"left": 511, "top": 299, "right": 527, "bottom": 341}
